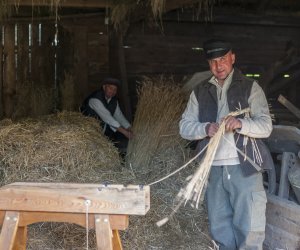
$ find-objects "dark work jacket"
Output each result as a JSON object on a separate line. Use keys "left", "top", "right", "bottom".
{"left": 80, "top": 90, "right": 118, "bottom": 123}
{"left": 194, "top": 69, "right": 273, "bottom": 176}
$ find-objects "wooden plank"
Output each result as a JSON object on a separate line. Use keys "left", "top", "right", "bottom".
{"left": 0, "top": 211, "right": 20, "bottom": 250}
{"left": 265, "top": 224, "right": 300, "bottom": 250}
{"left": 0, "top": 182, "right": 150, "bottom": 215}
{"left": 6, "top": 0, "right": 111, "bottom": 8}
{"left": 112, "top": 230, "right": 122, "bottom": 250}
{"left": 266, "top": 194, "right": 300, "bottom": 249}
{"left": 278, "top": 94, "right": 300, "bottom": 119}
{"left": 3, "top": 24, "right": 16, "bottom": 118}
{"left": 13, "top": 226, "right": 27, "bottom": 250}
{"left": 0, "top": 211, "right": 129, "bottom": 230}
{"left": 267, "top": 194, "right": 300, "bottom": 225}
{"left": 95, "top": 214, "right": 113, "bottom": 250}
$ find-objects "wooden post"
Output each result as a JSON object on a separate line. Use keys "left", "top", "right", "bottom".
{"left": 95, "top": 214, "right": 113, "bottom": 250}
{"left": 13, "top": 226, "right": 27, "bottom": 250}
{"left": 0, "top": 211, "right": 20, "bottom": 250}
{"left": 278, "top": 94, "right": 300, "bottom": 120}
{"left": 0, "top": 40, "right": 3, "bottom": 118}
{"left": 3, "top": 24, "right": 16, "bottom": 118}
{"left": 109, "top": 28, "right": 132, "bottom": 121}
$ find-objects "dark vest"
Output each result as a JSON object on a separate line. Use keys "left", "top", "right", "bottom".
{"left": 194, "top": 69, "right": 273, "bottom": 176}
{"left": 80, "top": 90, "right": 118, "bottom": 123}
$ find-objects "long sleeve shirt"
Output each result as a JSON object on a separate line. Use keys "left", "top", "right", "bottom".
{"left": 179, "top": 69, "right": 272, "bottom": 166}
{"left": 89, "top": 98, "right": 131, "bottom": 132}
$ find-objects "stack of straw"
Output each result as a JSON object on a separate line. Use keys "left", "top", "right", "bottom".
{"left": 0, "top": 111, "right": 121, "bottom": 186}
{"left": 126, "top": 76, "right": 187, "bottom": 179}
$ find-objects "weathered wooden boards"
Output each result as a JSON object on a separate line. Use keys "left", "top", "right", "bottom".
{"left": 0, "top": 182, "right": 150, "bottom": 215}
{"left": 0, "top": 182, "right": 150, "bottom": 250}
{"left": 265, "top": 194, "right": 300, "bottom": 250}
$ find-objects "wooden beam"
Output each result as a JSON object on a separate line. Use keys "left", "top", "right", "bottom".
{"left": 0, "top": 211, "right": 129, "bottom": 230}
{"left": 7, "top": 0, "right": 199, "bottom": 10}
{"left": 165, "top": 0, "right": 199, "bottom": 12}
{"left": 278, "top": 95, "right": 300, "bottom": 120}
{"left": 6, "top": 0, "right": 111, "bottom": 8}
{"left": 0, "top": 182, "right": 150, "bottom": 215}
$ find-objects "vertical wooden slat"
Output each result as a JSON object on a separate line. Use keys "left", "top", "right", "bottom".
{"left": 12, "top": 226, "right": 27, "bottom": 250}
{"left": 112, "top": 230, "right": 123, "bottom": 250}
{"left": 94, "top": 214, "right": 113, "bottom": 250}
{"left": 0, "top": 211, "right": 20, "bottom": 250}
{"left": 3, "top": 24, "right": 15, "bottom": 118}
{"left": 0, "top": 26, "right": 3, "bottom": 118}
{"left": 14, "top": 23, "right": 30, "bottom": 118}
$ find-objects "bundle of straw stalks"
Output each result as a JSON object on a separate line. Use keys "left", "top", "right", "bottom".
{"left": 126, "top": 76, "right": 188, "bottom": 179}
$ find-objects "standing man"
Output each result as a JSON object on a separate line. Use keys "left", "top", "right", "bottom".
{"left": 179, "top": 39, "right": 273, "bottom": 249}
{"left": 80, "top": 77, "right": 132, "bottom": 152}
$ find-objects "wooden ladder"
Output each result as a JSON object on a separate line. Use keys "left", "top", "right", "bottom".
{"left": 0, "top": 182, "right": 150, "bottom": 250}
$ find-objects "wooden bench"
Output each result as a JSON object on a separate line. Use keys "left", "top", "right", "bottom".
{"left": 0, "top": 182, "right": 150, "bottom": 250}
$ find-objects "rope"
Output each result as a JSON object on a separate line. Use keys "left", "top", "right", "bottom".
{"left": 148, "top": 143, "right": 209, "bottom": 186}
{"left": 85, "top": 199, "right": 91, "bottom": 250}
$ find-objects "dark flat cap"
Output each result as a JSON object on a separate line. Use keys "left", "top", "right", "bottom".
{"left": 102, "top": 78, "right": 121, "bottom": 87}
{"left": 203, "top": 39, "right": 232, "bottom": 60}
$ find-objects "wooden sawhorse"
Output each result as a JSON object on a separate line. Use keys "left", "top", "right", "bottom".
{"left": 0, "top": 182, "right": 150, "bottom": 250}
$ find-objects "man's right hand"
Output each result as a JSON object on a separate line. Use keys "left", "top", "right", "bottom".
{"left": 205, "top": 123, "right": 219, "bottom": 137}
{"left": 117, "top": 127, "right": 133, "bottom": 139}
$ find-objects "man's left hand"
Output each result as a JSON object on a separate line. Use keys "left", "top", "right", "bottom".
{"left": 224, "top": 116, "right": 242, "bottom": 132}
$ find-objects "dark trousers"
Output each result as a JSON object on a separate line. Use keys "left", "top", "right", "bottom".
{"left": 104, "top": 127, "right": 128, "bottom": 154}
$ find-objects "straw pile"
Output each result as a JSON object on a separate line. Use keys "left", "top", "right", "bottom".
{"left": 0, "top": 111, "right": 121, "bottom": 186}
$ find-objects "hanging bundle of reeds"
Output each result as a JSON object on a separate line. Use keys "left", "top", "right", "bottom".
{"left": 125, "top": 76, "right": 187, "bottom": 176}
{"left": 157, "top": 108, "right": 250, "bottom": 227}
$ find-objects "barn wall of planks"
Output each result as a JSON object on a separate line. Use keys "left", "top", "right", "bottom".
{"left": 0, "top": 14, "right": 110, "bottom": 119}
{"left": 0, "top": 11, "right": 300, "bottom": 119}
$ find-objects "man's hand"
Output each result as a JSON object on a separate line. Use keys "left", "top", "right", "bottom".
{"left": 205, "top": 123, "right": 219, "bottom": 137}
{"left": 224, "top": 116, "right": 242, "bottom": 132}
{"left": 117, "top": 126, "right": 133, "bottom": 139}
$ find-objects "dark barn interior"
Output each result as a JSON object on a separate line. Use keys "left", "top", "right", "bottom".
{"left": 0, "top": 1, "right": 300, "bottom": 249}
{"left": 0, "top": 0, "right": 299, "bottom": 124}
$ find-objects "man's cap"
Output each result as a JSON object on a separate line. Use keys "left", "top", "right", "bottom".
{"left": 203, "top": 39, "right": 232, "bottom": 60}
{"left": 102, "top": 77, "right": 121, "bottom": 87}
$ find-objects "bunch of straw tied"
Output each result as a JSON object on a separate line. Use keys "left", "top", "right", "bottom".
{"left": 0, "top": 76, "right": 223, "bottom": 250}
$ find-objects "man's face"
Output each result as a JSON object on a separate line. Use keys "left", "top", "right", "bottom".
{"left": 208, "top": 51, "right": 235, "bottom": 84}
{"left": 103, "top": 84, "right": 118, "bottom": 98}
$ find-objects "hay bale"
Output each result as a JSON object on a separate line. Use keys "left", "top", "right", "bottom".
{"left": 0, "top": 111, "right": 121, "bottom": 185}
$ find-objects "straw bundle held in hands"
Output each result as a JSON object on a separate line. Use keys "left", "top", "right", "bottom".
{"left": 157, "top": 108, "right": 250, "bottom": 227}
{"left": 126, "top": 76, "right": 187, "bottom": 177}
